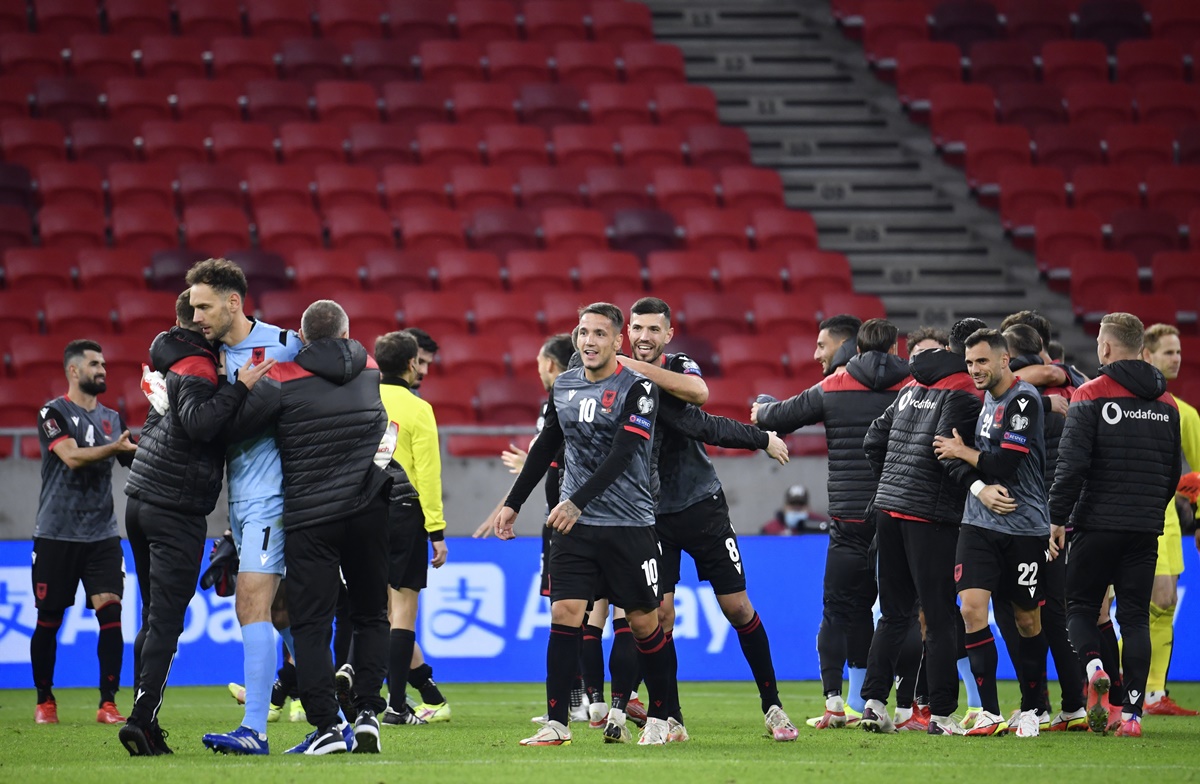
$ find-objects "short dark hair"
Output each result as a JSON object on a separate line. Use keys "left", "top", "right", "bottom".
{"left": 375, "top": 330, "right": 419, "bottom": 376}
{"left": 949, "top": 318, "right": 988, "bottom": 354}
{"left": 964, "top": 328, "right": 1009, "bottom": 354}
{"left": 1047, "top": 340, "right": 1065, "bottom": 362}
{"left": 819, "top": 314, "right": 861, "bottom": 344}
{"left": 541, "top": 334, "right": 574, "bottom": 371}
{"left": 1000, "top": 309, "right": 1052, "bottom": 348}
{"left": 579, "top": 302, "right": 624, "bottom": 332}
{"left": 857, "top": 318, "right": 899, "bottom": 354}
{"left": 176, "top": 289, "right": 198, "bottom": 331}
{"left": 402, "top": 327, "right": 439, "bottom": 354}
{"left": 630, "top": 297, "right": 671, "bottom": 323}
{"left": 907, "top": 326, "right": 949, "bottom": 350}
{"left": 185, "top": 258, "right": 248, "bottom": 298}
{"left": 301, "top": 299, "right": 349, "bottom": 342}
{"left": 1003, "top": 323, "right": 1042, "bottom": 356}
{"left": 63, "top": 339, "right": 103, "bottom": 369}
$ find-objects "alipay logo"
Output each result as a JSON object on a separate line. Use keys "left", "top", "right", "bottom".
{"left": 421, "top": 564, "right": 506, "bottom": 658}
{"left": 0, "top": 568, "right": 37, "bottom": 664}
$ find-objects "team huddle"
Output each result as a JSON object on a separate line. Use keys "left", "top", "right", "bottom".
{"left": 26, "top": 253, "right": 1200, "bottom": 754}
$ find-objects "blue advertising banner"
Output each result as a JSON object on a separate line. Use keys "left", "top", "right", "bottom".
{"left": 0, "top": 536, "right": 1196, "bottom": 688}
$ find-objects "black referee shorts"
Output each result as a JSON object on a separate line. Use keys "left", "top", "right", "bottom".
{"left": 32, "top": 536, "right": 124, "bottom": 613}
{"left": 655, "top": 490, "right": 747, "bottom": 596}
{"left": 388, "top": 499, "right": 428, "bottom": 592}
{"left": 549, "top": 523, "right": 661, "bottom": 611}
{"left": 955, "top": 524, "right": 1047, "bottom": 611}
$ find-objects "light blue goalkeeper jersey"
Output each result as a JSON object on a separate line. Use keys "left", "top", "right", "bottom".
{"left": 223, "top": 318, "right": 302, "bottom": 502}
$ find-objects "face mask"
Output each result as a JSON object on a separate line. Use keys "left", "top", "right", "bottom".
{"left": 783, "top": 510, "right": 809, "bottom": 528}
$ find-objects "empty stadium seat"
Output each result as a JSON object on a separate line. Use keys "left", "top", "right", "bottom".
{"left": 1111, "top": 207, "right": 1183, "bottom": 264}
{"left": 382, "top": 82, "right": 450, "bottom": 125}
{"left": 70, "top": 119, "right": 137, "bottom": 171}
{"left": 0, "top": 205, "right": 32, "bottom": 252}
{"left": 1064, "top": 82, "right": 1134, "bottom": 128}
{"left": 418, "top": 40, "right": 485, "bottom": 83}
{"left": 679, "top": 292, "right": 750, "bottom": 340}
{"left": 245, "top": 0, "right": 313, "bottom": 42}
{"left": 552, "top": 125, "right": 617, "bottom": 168}
{"left": 647, "top": 251, "right": 716, "bottom": 296}
{"left": 651, "top": 167, "right": 715, "bottom": 216}
{"left": 245, "top": 80, "right": 312, "bottom": 127}
{"left": 715, "top": 334, "right": 787, "bottom": 378}
{"left": 655, "top": 85, "right": 720, "bottom": 127}
{"left": 44, "top": 290, "right": 114, "bottom": 334}
{"left": 608, "top": 209, "right": 678, "bottom": 258}
{"left": 36, "top": 161, "right": 103, "bottom": 210}
{"left": 575, "top": 250, "right": 643, "bottom": 293}
{"left": 997, "top": 165, "right": 1067, "bottom": 231}
{"left": 1077, "top": 0, "right": 1147, "bottom": 52}
{"left": 210, "top": 37, "right": 278, "bottom": 86}
{"left": 363, "top": 249, "right": 432, "bottom": 298}
{"left": 68, "top": 34, "right": 136, "bottom": 81}
{"left": 1116, "top": 39, "right": 1186, "bottom": 86}
{"left": 968, "top": 40, "right": 1037, "bottom": 88}
{"left": 246, "top": 164, "right": 314, "bottom": 212}
{"left": 436, "top": 334, "right": 509, "bottom": 381}
{"left": 417, "top": 377, "right": 476, "bottom": 424}
{"left": 484, "top": 125, "right": 549, "bottom": 168}
{"left": 3, "top": 247, "right": 75, "bottom": 293}
{"left": 314, "top": 81, "right": 381, "bottom": 129}
{"left": 105, "top": 0, "right": 171, "bottom": 37}
{"left": 400, "top": 290, "right": 470, "bottom": 335}
{"left": 451, "top": 82, "right": 518, "bottom": 126}
{"left": 280, "top": 39, "right": 346, "bottom": 85}
{"left": 174, "top": 79, "right": 244, "bottom": 125}
{"left": 111, "top": 205, "right": 178, "bottom": 253}
{"left": 786, "top": 250, "right": 855, "bottom": 297}
{"left": 523, "top": 1, "right": 588, "bottom": 43}
{"left": 36, "top": 204, "right": 105, "bottom": 249}
{"left": 1042, "top": 41, "right": 1109, "bottom": 89}
{"left": 929, "top": 83, "right": 996, "bottom": 149}
{"left": 317, "top": 0, "right": 383, "bottom": 48}
{"left": 590, "top": 1, "right": 655, "bottom": 44}
{"left": 586, "top": 166, "right": 653, "bottom": 213}
{"left": 1072, "top": 164, "right": 1143, "bottom": 223}
{"left": 996, "top": 83, "right": 1067, "bottom": 131}
{"left": 623, "top": 42, "right": 687, "bottom": 86}
{"left": 383, "top": 165, "right": 450, "bottom": 210}
{"left": 1069, "top": 250, "right": 1140, "bottom": 320}
{"left": 225, "top": 249, "right": 291, "bottom": 293}
{"left": 349, "top": 123, "right": 416, "bottom": 168}
{"left": 290, "top": 249, "right": 363, "bottom": 291}
{"left": 314, "top": 164, "right": 381, "bottom": 209}
{"left": 1034, "top": 207, "right": 1105, "bottom": 275}
{"left": 519, "top": 84, "right": 586, "bottom": 127}
{"left": 541, "top": 207, "right": 608, "bottom": 252}
{"left": 455, "top": 0, "right": 518, "bottom": 43}
{"left": 754, "top": 208, "right": 819, "bottom": 252}
{"left": 35, "top": 0, "right": 99, "bottom": 38}
{"left": 279, "top": 122, "right": 347, "bottom": 167}
{"left": 76, "top": 248, "right": 147, "bottom": 295}
{"left": 184, "top": 206, "right": 252, "bottom": 252}
{"left": 1033, "top": 124, "right": 1104, "bottom": 175}
{"left": 139, "top": 35, "right": 207, "bottom": 81}
{"left": 0, "top": 33, "right": 64, "bottom": 78}
{"left": 682, "top": 208, "right": 750, "bottom": 252}
{"left": 114, "top": 290, "right": 176, "bottom": 335}
{"left": 350, "top": 39, "right": 415, "bottom": 86}
{"left": 1104, "top": 124, "right": 1177, "bottom": 176}
{"left": 177, "top": 0, "right": 243, "bottom": 43}
{"left": 417, "top": 124, "right": 483, "bottom": 167}
{"left": 433, "top": 249, "right": 502, "bottom": 294}
{"left": 1135, "top": 82, "right": 1200, "bottom": 130}
{"left": 1151, "top": 250, "right": 1200, "bottom": 315}
{"left": 587, "top": 84, "right": 653, "bottom": 127}
{"left": 715, "top": 250, "right": 785, "bottom": 297}
{"left": 396, "top": 206, "right": 467, "bottom": 251}
{"left": 519, "top": 166, "right": 584, "bottom": 210}
{"left": 178, "top": 164, "right": 244, "bottom": 210}
{"left": 1, "top": 118, "right": 65, "bottom": 170}
{"left": 861, "top": 0, "right": 930, "bottom": 65}
{"left": 1146, "top": 165, "right": 1200, "bottom": 224}
{"left": 472, "top": 292, "right": 543, "bottom": 335}
{"left": 964, "top": 124, "right": 1032, "bottom": 191}
{"left": 485, "top": 41, "right": 552, "bottom": 85}
{"left": 385, "top": 0, "right": 452, "bottom": 53}
{"left": 505, "top": 250, "right": 575, "bottom": 293}
{"left": 211, "top": 122, "right": 280, "bottom": 174}
{"left": 255, "top": 205, "right": 325, "bottom": 254}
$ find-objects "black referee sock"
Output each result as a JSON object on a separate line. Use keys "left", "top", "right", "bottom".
{"left": 95, "top": 601, "right": 122, "bottom": 705}
{"left": 735, "top": 612, "right": 781, "bottom": 713}
{"left": 546, "top": 624, "right": 579, "bottom": 726}
{"left": 965, "top": 627, "right": 1001, "bottom": 715}
{"left": 609, "top": 618, "right": 637, "bottom": 712}
{"left": 32, "top": 612, "right": 60, "bottom": 704}
{"left": 581, "top": 624, "right": 605, "bottom": 706}
{"left": 409, "top": 662, "right": 446, "bottom": 705}
{"left": 1097, "top": 620, "right": 1126, "bottom": 704}
{"left": 388, "top": 629, "right": 416, "bottom": 712}
{"left": 1018, "top": 631, "right": 1050, "bottom": 713}
{"left": 634, "top": 624, "right": 676, "bottom": 722}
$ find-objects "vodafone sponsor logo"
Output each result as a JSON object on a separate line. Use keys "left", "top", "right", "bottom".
{"left": 1100, "top": 402, "right": 1170, "bottom": 425}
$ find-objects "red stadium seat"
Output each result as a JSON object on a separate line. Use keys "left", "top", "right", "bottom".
{"left": 177, "top": 163, "right": 244, "bottom": 210}
{"left": 349, "top": 39, "right": 415, "bottom": 86}
{"left": 964, "top": 124, "right": 1032, "bottom": 191}
{"left": 0, "top": 290, "right": 41, "bottom": 351}
{"left": 1104, "top": 124, "right": 1176, "bottom": 176}
{"left": 11, "top": 335, "right": 78, "bottom": 395}
{"left": 518, "top": 166, "right": 584, "bottom": 210}
{"left": 1033, "top": 124, "right": 1104, "bottom": 176}
{"left": 820, "top": 292, "right": 886, "bottom": 322}
{"left": 1, "top": 118, "right": 65, "bottom": 169}
{"left": 174, "top": 79, "right": 243, "bottom": 125}
{"left": 36, "top": 204, "right": 105, "bottom": 250}
{"left": 226, "top": 249, "right": 291, "bottom": 293}
{"left": 1064, "top": 82, "right": 1134, "bottom": 129}
{"left": 509, "top": 333, "right": 552, "bottom": 376}
{"left": 894, "top": 41, "right": 960, "bottom": 107}
{"left": 1077, "top": 0, "right": 1148, "bottom": 53}
{"left": 608, "top": 208, "right": 678, "bottom": 258}
{"left": 623, "top": 42, "right": 687, "bottom": 86}
{"left": 290, "top": 249, "right": 363, "bottom": 291}
{"left": 245, "top": 80, "right": 312, "bottom": 128}
{"left": 716, "top": 335, "right": 786, "bottom": 378}
{"left": 279, "top": 122, "right": 347, "bottom": 167}
{"left": 184, "top": 206, "right": 252, "bottom": 252}
{"left": 68, "top": 34, "right": 136, "bottom": 82}
{"left": 382, "top": 82, "right": 450, "bottom": 125}
{"left": 1150, "top": 0, "right": 1200, "bottom": 46}
{"left": 522, "top": 1, "right": 588, "bottom": 43}
{"left": 590, "top": 1, "right": 654, "bottom": 44}
{"left": 0, "top": 76, "right": 34, "bottom": 120}
{"left": 44, "top": 290, "right": 114, "bottom": 335}
{"left": 715, "top": 251, "right": 785, "bottom": 297}
{"left": 314, "top": 164, "right": 381, "bottom": 210}
{"left": 279, "top": 39, "right": 343, "bottom": 86}
{"left": 554, "top": 41, "right": 619, "bottom": 87}
{"left": 486, "top": 41, "right": 552, "bottom": 84}
{"left": 111, "top": 205, "right": 178, "bottom": 253}
{"left": 36, "top": 161, "right": 103, "bottom": 210}
{"left": 111, "top": 160, "right": 176, "bottom": 211}
{"left": 417, "top": 124, "right": 483, "bottom": 167}
{"left": 1041, "top": 41, "right": 1109, "bottom": 90}
{"left": 505, "top": 250, "right": 575, "bottom": 294}
{"left": 519, "top": 84, "right": 586, "bottom": 127}
{"left": 3, "top": 247, "right": 75, "bottom": 293}
{"left": 576, "top": 250, "right": 642, "bottom": 293}
{"left": 210, "top": 38, "right": 278, "bottom": 86}
{"left": 753, "top": 208, "right": 819, "bottom": 252}
{"left": 383, "top": 165, "right": 450, "bottom": 210}
{"left": 417, "top": 377, "right": 476, "bottom": 424}
{"left": 258, "top": 290, "right": 310, "bottom": 329}
{"left": 1034, "top": 207, "right": 1104, "bottom": 275}
{"left": 929, "top": 83, "right": 995, "bottom": 148}
{"left": 139, "top": 35, "right": 206, "bottom": 81}
{"left": 1135, "top": 82, "right": 1200, "bottom": 130}
{"left": 1146, "top": 165, "right": 1200, "bottom": 224}
{"left": 314, "top": 81, "right": 381, "bottom": 129}
{"left": 0, "top": 206, "right": 31, "bottom": 252}
{"left": 654, "top": 85, "right": 719, "bottom": 127}
{"left": 452, "top": 82, "right": 518, "bottom": 126}
{"left": 700, "top": 376, "right": 758, "bottom": 421}
{"left": 1069, "top": 252, "right": 1138, "bottom": 319}
{"left": 76, "top": 248, "right": 147, "bottom": 296}
{"left": 34, "top": 0, "right": 99, "bottom": 38}
{"left": 552, "top": 125, "right": 617, "bottom": 168}
{"left": 363, "top": 249, "right": 433, "bottom": 298}
{"left": 0, "top": 162, "right": 30, "bottom": 208}
{"left": 0, "top": 0, "right": 24, "bottom": 34}
{"left": 316, "top": 0, "right": 383, "bottom": 48}
{"left": 861, "top": 0, "right": 930, "bottom": 65}
{"left": 720, "top": 167, "right": 786, "bottom": 211}
{"left": 113, "top": 290, "right": 176, "bottom": 335}
{"left": 34, "top": 77, "right": 101, "bottom": 124}
{"left": 472, "top": 292, "right": 543, "bottom": 335}
{"left": 400, "top": 291, "right": 470, "bottom": 335}
{"left": 418, "top": 40, "right": 485, "bottom": 83}
{"left": 69, "top": 120, "right": 137, "bottom": 172}
{"left": 619, "top": 125, "right": 685, "bottom": 169}
{"left": 540, "top": 207, "right": 608, "bottom": 252}
{"left": 645, "top": 250, "right": 714, "bottom": 297}
{"left": 1071, "top": 164, "right": 1143, "bottom": 223}
{"left": 139, "top": 120, "right": 212, "bottom": 168}
{"left": 451, "top": 166, "right": 516, "bottom": 210}
{"left": 245, "top": 0, "right": 313, "bottom": 42}
{"left": 104, "top": 77, "right": 172, "bottom": 126}
{"left": 1004, "top": 0, "right": 1071, "bottom": 49}
{"left": 211, "top": 122, "right": 280, "bottom": 174}
{"left": 1111, "top": 207, "right": 1183, "bottom": 265}
{"left": 680, "top": 292, "right": 750, "bottom": 340}
{"left": 477, "top": 377, "right": 546, "bottom": 424}
{"left": 433, "top": 249, "right": 503, "bottom": 294}
{"left": 1106, "top": 292, "right": 1179, "bottom": 327}
{"left": 384, "top": 0, "right": 452, "bottom": 53}
{"left": 0, "top": 33, "right": 64, "bottom": 78}
{"left": 177, "top": 0, "right": 244, "bottom": 44}
{"left": 997, "top": 165, "right": 1067, "bottom": 232}
{"left": 105, "top": 0, "right": 171, "bottom": 38}
{"left": 255, "top": 206, "right": 324, "bottom": 255}
{"left": 436, "top": 335, "right": 509, "bottom": 381}
{"left": 996, "top": 83, "right": 1067, "bottom": 131}
{"left": 455, "top": 0, "right": 518, "bottom": 43}
{"left": 349, "top": 123, "right": 417, "bottom": 168}
{"left": 246, "top": 164, "right": 314, "bottom": 212}
{"left": 651, "top": 166, "right": 715, "bottom": 217}
{"left": 0, "top": 383, "right": 57, "bottom": 453}
{"left": 587, "top": 84, "right": 653, "bottom": 127}
{"left": 1116, "top": 40, "right": 1185, "bottom": 86}
{"left": 1151, "top": 251, "right": 1200, "bottom": 315}
{"left": 931, "top": 0, "right": 1001, "bottom": 53}
{"left": 484, "top": 125, "right": 548, "bottom": 168}
{"left": 586, "top": 166, "right": 652, "bottom": 213}
{"left": 396, "top": 206, "right": 466, "bottom": 252}
{"left": 967, "top": 40, "right": 1037, "bottom": 89}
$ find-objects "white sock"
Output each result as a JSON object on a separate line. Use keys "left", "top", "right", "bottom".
{"left": 1086, "top": 658, "right": 1105, "bottom": 680}
{"left": 865, "top": 699, "right": 886, "bottom": 714}
{"left": 1122, "top": 711, "right": 1136, "bottom": 722}
{"left": 1146, "top": 691, "right": 1165, "bottom": 703}
{"left": 895, "top": 707, "right": 913, "bottom": 722}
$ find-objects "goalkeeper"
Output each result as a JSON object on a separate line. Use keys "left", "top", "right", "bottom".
{"left": 121, "top": 290, "right": 274, "bottom": 756}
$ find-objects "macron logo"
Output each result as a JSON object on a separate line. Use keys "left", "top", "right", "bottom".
{"left": 568, "top": 390, "right": 577, "bottom": 401}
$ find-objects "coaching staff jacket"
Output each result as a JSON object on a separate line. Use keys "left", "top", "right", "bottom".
{"left": 125, "top": 327, "right": 249, "bottom": 515}
{"left": 223, "top": 337, "right": 391, "bottom": 532}
{"left": 755, "top": 350, "right": 910, "bottom": 523}
{"left": 864, "top": 348, "right": 982, "bottom": 526}
{"left": 1049, "top": 359, "right": 1181, "bottom": 534}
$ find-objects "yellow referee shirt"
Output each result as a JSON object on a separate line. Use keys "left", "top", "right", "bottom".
{"left": 380, "top": 379, "right": 446, "bottom": 536}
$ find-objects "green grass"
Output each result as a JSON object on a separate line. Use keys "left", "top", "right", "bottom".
{"left": 4, "top": 682, "right": 1200, "bottom": 783}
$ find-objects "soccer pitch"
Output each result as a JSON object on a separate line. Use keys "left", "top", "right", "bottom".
{"left": 5, "top": 682, "right": 1199, "bottom": 783}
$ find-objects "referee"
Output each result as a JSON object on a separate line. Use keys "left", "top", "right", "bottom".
{"left": 33, "top": 340, "right": 137, "bottom": 726}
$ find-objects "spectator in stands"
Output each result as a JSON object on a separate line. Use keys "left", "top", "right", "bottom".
{"left": 760, "top": 484, "right": 830, "bottom": 535}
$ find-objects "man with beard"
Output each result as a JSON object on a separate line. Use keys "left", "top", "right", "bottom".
{"left": 33, "top": 340, "right": 138, "bottom": 726}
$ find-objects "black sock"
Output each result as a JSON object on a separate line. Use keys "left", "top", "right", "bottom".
{"left": 95, "top": 601, "right": 122, "bottom": 705}
{"left": 664, "top": 631, "right": 682, "bottom": 723}
{"left": 634, "top": 624, "right": 676, "bottom": 721}
{"left": 1097, "top": 620, "right": 1125, "bottom": 704}
{"left": 965, "top": 627, "right": 1000, "bottom": 715}
{"left": 388, "top": 629, "right": 416, "bottom": 712}
{"left": 409, "top": 662, "right": 446, "bottom": 705}
{"left": 609, "top": 618, "right": 637, "bottom": 712}
{"left": 546, "top": 624, "right": 579, "bottom": 725}
{"left": 334, "top": 584, "right": 352, "bottom": 668}
{"left": 31, "top": 613, "right": 60, "bottom": 704}
{"left": 581, "top": 624, "right": 605, "bottom": 705}
{"left": 816, "top": 618, "right": 846, "bottom": 699}
{"left": 1017, "top": 631, "right": 1050, "bottom": 712}
{"left": 735, "top": 612, "right": 781, "bottom": 713}
{"left": 274, "top": 659, "right": 298, "bottom": 703}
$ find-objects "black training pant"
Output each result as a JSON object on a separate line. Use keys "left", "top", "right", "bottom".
{"left": 125, "top": 497, "right": 207, "bottom": 728}
{"left": 1065, "top": 528, "right": 1158, "bottom": 717}
{"left": 285, "top": 493, "right": 390, "bottom": 731}
{"left": 818, "top": 521, "right": 877, "bottom": 696}
{"left": 861, "top": 512, "right": 961, "bottom": 717}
